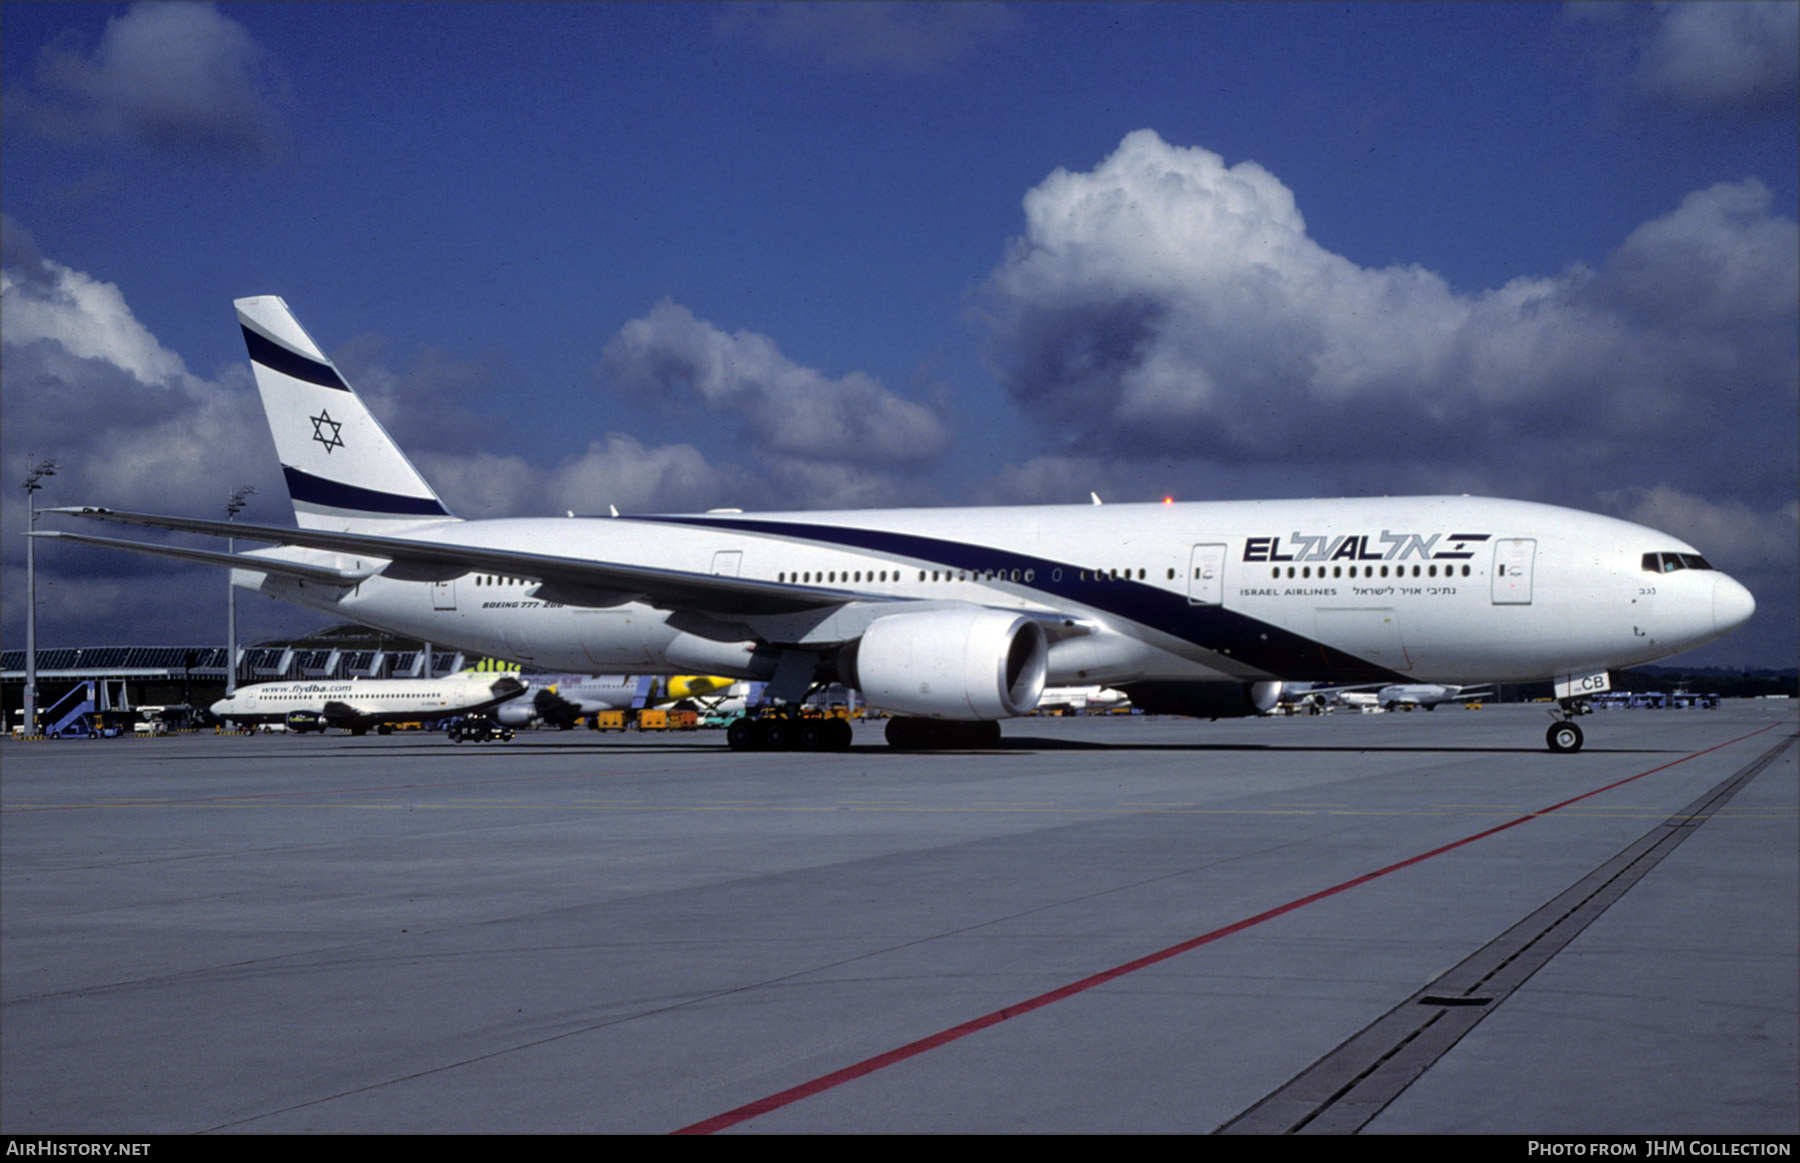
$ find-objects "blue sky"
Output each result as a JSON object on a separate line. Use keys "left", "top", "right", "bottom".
{"left": 4, "top": 1, "right": 1796, "bottom": 668}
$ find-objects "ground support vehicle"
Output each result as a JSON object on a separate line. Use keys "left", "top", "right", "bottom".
{"left": 449, "top": 715, "right": 514, "bottom": 743}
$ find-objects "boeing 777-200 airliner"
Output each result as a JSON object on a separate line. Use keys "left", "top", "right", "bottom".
{"left": 39, "top": 297, "right": 1756, "bottom": 752}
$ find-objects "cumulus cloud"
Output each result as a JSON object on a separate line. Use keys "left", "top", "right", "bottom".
{"left": 1, "top": 226, "right": 307, "bottom": 645}
{"left": 716, "top": 1, "right": 1021, "bottom": 72}
{"left": 1, "top": 221, "right": 280, "bottom": 517}
{"left": 603, "top": 299, "right": 954, "bottom": 469}
{"left": 1594, "top": 179, "right": 1800, "bottom": 331}
{"left": 8, "top": 1, "right": 289, "bottom": 161}
{"left": 545, "top": 436, "right": 741, "bottom": 516}
{"left": 1, "top": 257, "right": 187, "bottom": 389}
{"left": 969, "top": 454, "right": 1130, "bottom": 507}
{"left": 411, "top": 437, "right": 742, "bottom": 521}
{"left": 1, "top": 231, "right": 953, "bottom": 648}
{"left": 977, "top": 130, "right": 1797, "bottom": 506}
{"left": 970, "top": 129, "right": 1796, "bottom": 662}
{"left": 1634, "top": 1, "right": 1800, "bottom": 112}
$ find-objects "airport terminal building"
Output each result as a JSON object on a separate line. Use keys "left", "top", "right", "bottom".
{"left": 1, "top": 628, "right": 513, "bottom": 732}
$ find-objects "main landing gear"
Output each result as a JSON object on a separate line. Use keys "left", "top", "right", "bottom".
{"left": 725, "top": 711, "right": 854, "bottom": 752}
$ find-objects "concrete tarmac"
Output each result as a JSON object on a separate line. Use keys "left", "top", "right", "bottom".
{"left": 2, "top": 702, "right": 1794, "bottom": 1135}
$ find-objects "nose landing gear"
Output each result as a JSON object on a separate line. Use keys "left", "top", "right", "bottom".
{"left": 1546, "top": 719, "right": 1584, "bottom": 753}
{"left": 1546, "top": 697, "right": 1592, "bottom": 753}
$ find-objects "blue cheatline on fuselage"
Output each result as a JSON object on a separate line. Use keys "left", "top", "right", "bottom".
{"left": 642, "top": 514, "right": 1413, "bottom": 682}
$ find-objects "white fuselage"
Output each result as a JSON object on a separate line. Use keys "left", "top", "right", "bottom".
{"left": 230, "top": 494, "right": 1752, "bottom": 691}
{"left": 1039, "top": 685, "right": 1131, "bottom": 712}
{"left": 212, "top": 673, "right": 520, "bottom": 725}
{"left": 1377, "top": 683, "right": 1481, "bottom": 708}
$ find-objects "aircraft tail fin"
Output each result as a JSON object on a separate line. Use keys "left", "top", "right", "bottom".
{"left": 235, "top": 296, "right": 454, "bottom": 531}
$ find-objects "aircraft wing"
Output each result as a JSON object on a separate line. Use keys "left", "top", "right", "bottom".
{"left": 43, "top": 508, "right": 1098, "bottom": 638}
{"left": 44, "top": 506, "right": 862, "bottom": 617}
{"left": 32, "top": 530, "right": 368, "bottom": 585}
{"left": 1288, "top": 682, "right": 1385, "bottom": 699}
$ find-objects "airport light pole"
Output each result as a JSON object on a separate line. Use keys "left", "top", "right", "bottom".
{"left": 22, "top": 455, "right": 58, "bottom": 736}
{"left": 225, "top": 486, "right": 256, "bottom": 697}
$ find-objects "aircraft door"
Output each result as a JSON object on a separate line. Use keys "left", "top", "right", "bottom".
{"left": 1491, "top": 539, "right": 1536, "bottom": 605}
{"left": 432, "top": 578, "right": 456, "bottom": 610}
{"left": 711, "top": 550, "right": 743, "bottom": 577}
{"left": 1187, "top": 544, "right": 1227, "bottom": 606}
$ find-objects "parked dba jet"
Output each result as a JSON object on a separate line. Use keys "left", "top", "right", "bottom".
{"left": 44, "top": 297, "right": 1756, "bottom": 753}
{"left": 212, "top": 672, "right": 525, "bottom": 735}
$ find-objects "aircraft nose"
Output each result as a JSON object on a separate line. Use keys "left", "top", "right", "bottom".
{"left": 1713, "top": 574, "right": 1756, "bottom": 636}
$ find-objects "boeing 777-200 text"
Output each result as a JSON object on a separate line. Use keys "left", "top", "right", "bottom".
{"left": 38, "top": 296, "right": 1756, "bottom": 752}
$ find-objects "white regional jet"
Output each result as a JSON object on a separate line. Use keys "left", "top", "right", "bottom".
{"left": 42, "top": 297, "right": 1756, "bottom": 754}
{"left": 1322, "top": 689, "right": 1382, "bottom": 712}
{"left": 1374, "top": 683, "right": 1490, "bottom": 710}
{"left": 1037, "top": 685, "right": 1131, "bottom": 714}
{"left": 1305, "top": 681, "right": 1490, "bottom": 712}
{"left": 211, "top": 672, "right": 525, "bottom": 734}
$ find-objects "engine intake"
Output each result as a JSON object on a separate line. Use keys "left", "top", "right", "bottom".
{"left": 849, "top": 608, "right": 1048, "bottom": 720}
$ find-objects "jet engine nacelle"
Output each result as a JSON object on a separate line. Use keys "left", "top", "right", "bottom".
{"left": 1119, "top": 680, "right": 1284, "bottom": 719}
{"left": 494, "top": 686, "right": 581, "bottom": 729}
{"left": 848, "top": 608, "right": 1049, "bottom": 720}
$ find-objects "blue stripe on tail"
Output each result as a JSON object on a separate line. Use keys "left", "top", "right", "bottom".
{"left": 241, "top": 326, "right": 351, "bottom": 392}
{"left": 283, "top": 466, "right": 452, "bottom": 517}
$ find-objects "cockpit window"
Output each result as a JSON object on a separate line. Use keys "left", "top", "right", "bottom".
{"left": 1641, "top": 552, "right": 1714, "bottom": 573}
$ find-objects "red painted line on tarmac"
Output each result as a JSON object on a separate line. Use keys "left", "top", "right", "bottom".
{"left": 673, "top": 720, "right": 1784, "bottom": 1134}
